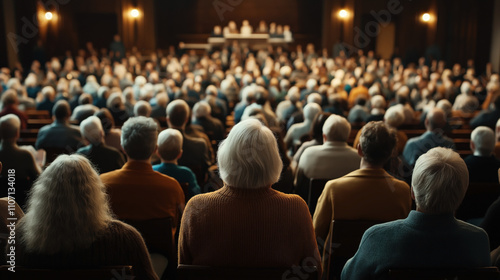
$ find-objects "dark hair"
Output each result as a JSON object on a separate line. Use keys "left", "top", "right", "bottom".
{"left": 167, "top": 102, "right": 189, "bottom": 127}
{"left": 53, "top": 100, "right": 71, "bottom": 120}
{"left": 360, "top": 121, "right": 396, "bottom": 166}
{"left": 94, "top": 108, "right": 114, "bottom": 134}
{"left": 310, "top": 112, "right": 332, "bottom": 143}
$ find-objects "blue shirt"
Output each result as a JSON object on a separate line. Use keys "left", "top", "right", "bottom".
{"left": 153, "top": 162, "right": 201, "bottom": 201}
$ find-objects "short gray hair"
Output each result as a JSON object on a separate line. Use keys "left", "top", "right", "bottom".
{"left": 80, "top": 116, "right": 104, "bottom": 145}
{"left": 121, "top": 116, "right": 158, "bottom": 160}
{"left": 384, "top": 106, "right": 404, "bottom": 128}
{"left": 322, "top": 114, "right": 351, "bottom": 142}
{"left": 304, "top": 103, "right": 322, "bottom": 122}
{"left": 217, "top": 119, "right": 282, "bottom": 189}
{"left": 193, "top": 101, "right": 211, "bottom": 119}
{"left": 471, "top": 126, "right": 495, "bottom": 156}
{"left": 134, "top": 100, "right": 152, "bottom": 117}
{"left": 412, "top": 147, "right": 469, "bottom": 214}
{"left": 157, "top": 128, "right": 183, "bottom": 161}
{"left": 0, "top": 114, "right": 20, "bottom": 140}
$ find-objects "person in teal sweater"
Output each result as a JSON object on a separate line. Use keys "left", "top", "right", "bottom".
{"left": 341, "top": 147, "right": 491, "bottom": 280}
{"left": 153, "top": 128, "right": 201, "bottom": 202}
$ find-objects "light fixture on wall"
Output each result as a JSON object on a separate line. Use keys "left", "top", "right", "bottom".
{"left": 421, "top": 13, "right": 431, "bottom": 23}
{"left": 45, "top": 11, "right": 53, "bottom": 20}
{"left": 130, "top": 8, "right": 140, "bottom": 19}
{"left": 338, "top": 9, "right": 349, "bottom": 19}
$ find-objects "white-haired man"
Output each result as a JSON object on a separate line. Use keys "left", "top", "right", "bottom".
{"left": 284, "top": 103, "right": 322, "bottom": 154}
{"left": 295, "top": 115, "right": 360, "bottom": 200}
{"left": 342, "top": 147, "right": 491, "bottom": 280}
{"left": 76, "top": 116, "right": 125, "bottom": 174}
{"left": 192, "top": 101, "right": 225, "bottom": 142}
{"left": 101, "top": 116, "right": 184, "bottom": 237}
{"left": 153, "top": 129, "right": 201, "bottom": 202}
{"left": 464, "top": 126, "right": 500, "bottom": 183}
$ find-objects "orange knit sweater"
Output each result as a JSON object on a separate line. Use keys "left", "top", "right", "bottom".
{"left": 178, "top": 186, "right": 321, "bottom": 274}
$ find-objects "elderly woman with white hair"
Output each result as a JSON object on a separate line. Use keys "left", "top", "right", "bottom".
{"left": 464, "top": 126, "right": 500, "bottom": 183}
{"left": 15, "top": 154, "right": 158, "bottom": 280}
{"left": 178, "top": 119, "right": 321, "bottom": 273}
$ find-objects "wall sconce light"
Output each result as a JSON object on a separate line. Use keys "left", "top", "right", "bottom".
{"left": 421, "top": 13, "right": 431, "bottom": 23}
{"left": 130, "top": 8, "right": 140, "bottom": 19}
{"left": 338, "top": 9, "right": 349, "bottom": 19}
{"left": 45, "top": 11, "right": 53, "bottom": 20}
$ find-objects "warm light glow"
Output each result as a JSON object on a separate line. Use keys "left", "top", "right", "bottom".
{"left": 338, "top": 9, "right": 349, "bottom": 19}
{"left": 421, "top": 13, "right": 431, "bottom": 22}
{"left": 45, "top": 12, "right": 53, "bottom": 20}
{"left": 130, "top": 9, "right": 140, "bottom": 18}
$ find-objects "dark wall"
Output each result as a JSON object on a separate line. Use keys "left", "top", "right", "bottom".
{"left": 154, "top": 0, "right": 323, "bottom": 48}
{"left": 0, "top": 0, "right": 7, "bottom": 67}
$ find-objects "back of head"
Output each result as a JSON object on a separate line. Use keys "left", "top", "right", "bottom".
{"left": 80, "top": 116, "right": 104, "bottom": 145}
{"left": 412, "top": 147, "right": 468, "bottom": 214}
{"left": 79, "top": 93, "right": 93, "bottom": 105}
{"left": 322, "top": 114, "right": 351, "bottom": 142}
{"left": 287, "top": 86, "right": 300, "bottom": 103}
{"left": 1, "top": 89, "right": 18, "bottom": 108}
{"left": 384, "top": 106, "right": 405, "bottom": 128}
{"left": 21, "top": 154, "right": 112, "bottom": 254}
{"left": 134, "top": 100, "right": 152, "bottom": 117}
{"left": 371, "top": 95, "right": 386, "bottom": 110}
{"left": 121, "top": 116, "right": 158, "bottom": 160}
{"left": 217, "top": 119, "right": 282, "bottom": 189}
{"left": 254, "top": 86, "right": 269, "bottom": 106}
{"left": 106, "top": 92, "right": 124, "bottom": 110}
{"left": 193, "top": 101, "right": 211, "bottom": 119}
{"left": 359, "top": 121, "right": 396, "bottom": 166}
{"left": 42, "top": 86, "right": 55, "bottom": 100}
{"left": 166, "top": 99, "right": 190, "bottom": 128}
{"left": 157, "top": 128, "right": 183, "bottom": 161}
{"left": 307, "top": 93, "right": 322, "bottom": 105}
{"left": 94, "top": 108, "right": 115, "bottom": 133}
{"left": 0, "top": 114, "right": 20, "bottom": 140}
{"left": 306, "top": 78, "right": 317, "bottom": 90}
{"left": 426, "top": 108, "right": 447, "bottom": 131}
{"left": 304, "top": 102, "right": 322, "bottom": 122}
{"left": 155, "top": 92, "right": 169, "bottom": 108}
{"left": 436, "top": 99, "right": 452, "bottom": 117}
{"left": 311, "top": 112, "right": 332, "bottom": 143}
{"left": 53, "top": 100, "right": 71, "bottom": 121}
{"left": 471, "top": 126, "right": 495, "bottom": 156}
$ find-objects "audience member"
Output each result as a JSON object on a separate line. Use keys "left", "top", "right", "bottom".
{"left": 153, "top": 129, "right": 201, "bottom": 202}
{"left": 100, "top": 117, "right": 184, "bottom": 237}
{"left": 292, "top": 112, "right": 331, "bottom": 170}
{"left": 15, "top": 154, "right": 158, "bottom": 280}
{"left": 94, "top": 108, "right": 123, "bottom": 153}
{"left": 0, "top": 89, "right": 28, "bottom": 129}
{"left": 70, "top": 93, "right": 99, "bottom": 124}
{"left": 77, "top": 116, "right": 125, "bottom": 174}
{"left": 35, "top": 100, "right": 84, "bottom": 153}
{"left": 464, "top": 126, "right": 500, "bottom": 183}
{"left": 342, "top": 147, "right": 491, "bottom": 279}
{"left": 192, "top": 101, "right": 225, "bottom": 142}
{"left": 403, "top": 108, "right": 455, "bottom": 168}
{"left": 284, "top": 102, "right": 322, "bottom": 153}
{"left": 178, "top": 119, "right": 321, "bottom": 276}
{"left": 470, "top": 95, "right": 500, "bottom": 130}
{"left": 0, "top": 114, "right": 40, "bottom": 209}
{"left": 36, "top": 86, "right": 56, "bottom": 114}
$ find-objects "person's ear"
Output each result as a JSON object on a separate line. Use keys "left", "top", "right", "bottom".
{"left": 470, "top": 141, "right": 475, "bottom": 153}
{"left": 177, "top": 149, "right": 183, "bottom": 160}
{"left": 323, "top": 134, "right": 327, "bottom": 142}
{"left": 357, "top": 143, "right": 363, "bottom": 157}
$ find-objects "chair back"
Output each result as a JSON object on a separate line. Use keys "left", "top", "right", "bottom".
{"left": 456, "top": 182, "right": 500, "bottom": 220}
{"left": 308, "top": 179, "right": 329, "bottom": 216}
{"left": 0, "top": 265, "right": 133, "bottom": 280}
{"left": 325, "top": 219, "right": 384, "bottom": 280}
{"left": 388, "top": 267, "right": 500, "bottom": 280}
{"left": 177, "top": 264, "right": 319, "bottom": 280}
{"left": 121, "top": 217, "right": 175, "bottom": 259}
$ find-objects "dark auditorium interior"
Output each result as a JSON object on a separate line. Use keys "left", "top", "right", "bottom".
{"left": 2, "top": 0, "right": 500, "bottom": 279}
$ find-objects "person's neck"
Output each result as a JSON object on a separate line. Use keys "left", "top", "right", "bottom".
{"left": 170, "top": 125, "right": 185, "bottom": 132}
{"left": 359, "top": 158, "right": 383, "bottom": 170}
{"left": 128, "top": 158, "right": 152, "bottom": 164}
{"left": 0, "top": 140, "right": 17, "bottom": 147}
{"left": 473, "top": 151, "right": 490, "bottom": 157}
{"left": 161, "top": 159, "right": 178, "bottom": 165}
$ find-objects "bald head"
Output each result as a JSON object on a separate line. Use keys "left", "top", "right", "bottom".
{"left": 426, "top": 108, "right": 447, "bottom": 131}
{"left": 0, "top": 114, "right": 20, "bottom": 141}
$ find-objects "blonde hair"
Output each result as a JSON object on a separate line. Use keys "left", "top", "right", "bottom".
{"left": 19, "top": 154, "right": 113, "bottom": 254}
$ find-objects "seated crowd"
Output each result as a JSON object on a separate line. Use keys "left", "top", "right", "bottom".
{"left": 1, "top": 38, "right": 500, "bottom": 279}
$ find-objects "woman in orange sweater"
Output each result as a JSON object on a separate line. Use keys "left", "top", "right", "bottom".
{"left": 178, "top": 119, "right": 321, "bottom": 276}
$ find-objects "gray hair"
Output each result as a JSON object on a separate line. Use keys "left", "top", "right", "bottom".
{"left": 412, "top": 147, "right": 469, "bottom": 214}
{"left": 384, "top": 106, "right": 405, "bottom": 128}
{"left": 307, "top": 93, "right": 322, "bottom": 105}
{"left": 80, "top": 116, "right": 104, "bottom": 145}
{"left": 218, "top": 119, "right": 282, "bottom": 189}
{"left": 322, "top": 114, "right": 351, "bottom": 142}
{"left": 471, "top": 126, "right": 495, "bottom": 156}
{"left": 19, "top": 154, "right": 113, "bottom": 254}
{"left": 121, "top": 116, "right": 158, "bottom": 160}
{"left": 157, "top": 128, "right": 183, "bottom": 161}
{"left": 304, "top": 102, "right": 322, "bottom": 122}
{"left": 193, "top": 101, "right": 211, "bottom": 119}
